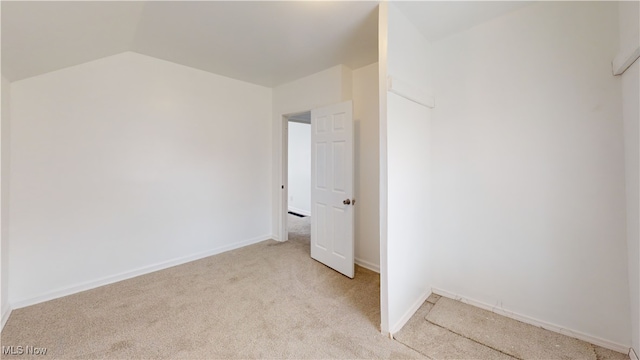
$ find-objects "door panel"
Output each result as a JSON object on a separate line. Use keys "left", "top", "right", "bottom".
{"left": 311, "top": 101, "right": 354, "bottom": 278}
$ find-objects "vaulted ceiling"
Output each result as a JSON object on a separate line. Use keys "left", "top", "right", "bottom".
{"left": 1, "top": 1, "right": 379, "bottom": 86}
{"left": 1, "top": 1, "right": 532, "bottom": 87}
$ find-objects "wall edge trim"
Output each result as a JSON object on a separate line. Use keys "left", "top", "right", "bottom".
{"left": 10, "top": 234, "right": 272, "bottom": 309}
{"left": 389, "top": 288, "right": 432, "bottom": 336}
{"left": 287, "top": 207, "right": 311, "bottom": 217}
{"left": 1, "top": 304, "right": 12, "bottom": 332}
{"left": 432, "top": 288, "right": 630, "bottom": 354}
{"left": 355, "top": 257, "right": 380, "bottom": 273}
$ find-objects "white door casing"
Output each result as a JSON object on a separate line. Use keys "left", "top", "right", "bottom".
{"left": 311, "top": 101, "right": 355, "bottom": 278}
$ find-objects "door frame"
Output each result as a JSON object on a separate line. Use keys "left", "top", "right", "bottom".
{"left": 280, "top": 111, "right": 312, "bottom": 242}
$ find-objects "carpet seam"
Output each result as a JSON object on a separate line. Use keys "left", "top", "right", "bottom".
{"left": 392, "top": 338, "right": 437, "bottom": 360}
{"left": 591, "top": 343, "right": 605, "bottom": 360}
{"left": 394, "top": 296, "right": 497, "bottom": 360}
{"left": 423, "top": 319, "right": 524, "bottom": 360}
{"left": 592, "top": 344, "right": 600, "bottom": 360}
{"left": 390, "top": 298, "right": 438, "bottom": 360}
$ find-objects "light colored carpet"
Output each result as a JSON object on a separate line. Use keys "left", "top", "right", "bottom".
{"left": 395, "top": 301, "right": 516, "bottom": 360}
{"left": 287, "top": 213, "right": 310, "bottom": 243}
{"left": 396, "top": 294, "right": 629, "bottom": 360}
{"left": 1, "top": 215, "right": 423, "bottom": 359}
{"left": 2, "top": 216, "right": 630, "bottom": 360}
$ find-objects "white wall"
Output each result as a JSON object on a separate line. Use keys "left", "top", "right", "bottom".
{"left": 352, "top": 62, "right": 380, "bottom": 272}
{"left": 619, "top": 0, "right": 640, "bottom": 354}
{"left": 272, "top": 65, "right": 352, "bottom": 240}
{"left": 287, "top": 121, "right": 311, "bottom": 216}
{"left": 9, "top": 51, "right": 273, "bottom": 306}
{"left": 431, "top": 2, "right": 630, "bottom": 348}
{"left": 1, "top": 75, "right": 11, "bottom": 329}
{"left": 382, "top": 4, "right": 433, "bottom": 334}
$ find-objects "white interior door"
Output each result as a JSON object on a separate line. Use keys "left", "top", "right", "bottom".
{"left": 310, "top": 101, "right": 354, "bottom": 278}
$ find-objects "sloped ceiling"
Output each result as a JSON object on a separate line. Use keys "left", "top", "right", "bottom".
{"left": 1, "top": 1, "right": 379, "bottom": 87}
{"left": 1, "top": 1, "right": 532, "bottom": 87}
{"left": 393, "top": 1, "right": 532, "bottom": 42}
{"left": 1, "top": 1, "right": 145, "bottom": 83}
{"left": 132, "top": 1, "right": 379, "bottom": 87}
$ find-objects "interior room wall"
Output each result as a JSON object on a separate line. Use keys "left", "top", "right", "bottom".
{"left": 618, "top": 0, "right": 640, "bottom": 355}
{"left": 272, "top": 64, "right": 352, "bottom": 241}
{"left": 287, "top": 121, "right": 311, "bottom": 216}
{"left": 8, "top": 51, "right": 273, "bottom": 307}
{"left": 1, "top": 75, "right": 11, "bottom": 329}
{"left": 352, "top": 62, "right": 380, "bottom": 272}
{"left": 430, "top": 2, "right": 630, "bottom": 349}
{"left": 382, "top": 3, "right": 434, "bottom": 334}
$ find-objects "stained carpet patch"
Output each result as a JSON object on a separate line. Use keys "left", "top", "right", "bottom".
{"left": 425, "top": 297, "right": 596, "bottom": 360}
{"left": 394, "top": 301, "right": 516, "bottom": 360}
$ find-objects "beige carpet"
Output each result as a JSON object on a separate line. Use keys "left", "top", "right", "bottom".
{"left": 1, "top": 215, "right": 423, "bottom": 359}
{"left": 2, "top": 215, "right": 630, "bottom": 359}
{"left": 287, "top": 213, "right": 311, "bottom": 243}
{"left": 394, "top": 294, "right": 629, "bottom": 360}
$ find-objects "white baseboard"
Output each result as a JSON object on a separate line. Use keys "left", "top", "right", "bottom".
{"left": 355, "top": 257, "right": 380, "bottom": 273}
{"left": 287, "top": 207, "right": 311, "bottom": 217}
{"left": 389, "top": 288, "right": 432, "bottom": 336}
{"left": 432, "top": 288, "right": 630, "bottom": 354}
{"left": 630, "top": 347, "right": 639, "bottom": 360}
{"left": 1, "top": 304, "right": 12, "bottom": 331}
{"left": 11, "top": 235, "right": 272, "bottom": 309}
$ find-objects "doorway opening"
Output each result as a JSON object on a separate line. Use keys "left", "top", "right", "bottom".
{"left": 280, "top": 101, "right": 355, "bottom": 278}
{"left": 283, "top": 111, "right": 312, "bottom": 243}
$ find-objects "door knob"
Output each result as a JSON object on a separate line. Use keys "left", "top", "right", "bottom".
{"left": 343, "top": 199, "right": 351, "bottom": 205}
